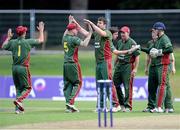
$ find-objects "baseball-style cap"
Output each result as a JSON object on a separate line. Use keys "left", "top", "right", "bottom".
{"left": 16, "top": 26, "right": 27, "bottom": 36}
{"left": 120, "top": 26, "right": 130, "bottom": 33}
{"left": 152, "top": 22, "right": 166, "bottom": 30}
{"left": 67, "top": 23, "right": 77, "bottom": 31}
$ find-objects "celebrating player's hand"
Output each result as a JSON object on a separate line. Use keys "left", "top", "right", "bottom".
{"left": 83, "top": 19, "right": 93, "bottom": 25}
{"left": 37, "top": 21, "right": 44, "bottom": 32}
{"left": 69, "top": 15, "right": 74, "bottom": 23}
{"left": 71, "top": 16, "right": 77, "bottom": 24}
{"left": 87, "top": 24, "right": 93, "bottom": 33}
{"left": 7, "top": 28, "right": 13, "bottom": 39}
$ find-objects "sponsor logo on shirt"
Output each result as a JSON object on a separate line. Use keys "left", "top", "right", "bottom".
{"left": 94, "top": 42, "right": 100, "bottom": 48}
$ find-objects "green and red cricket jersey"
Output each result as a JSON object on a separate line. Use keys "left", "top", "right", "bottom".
{"left": 151, "top": 34, "right": 172, "bottom": 66}
{"left": 62, "top": 34, "right": 81, "bottom": 63}
{"left": 3, "top": 37, "right": 39, "bottom": 67}
{"left": 93, "top": 29, "right": 115, "bottom": 63}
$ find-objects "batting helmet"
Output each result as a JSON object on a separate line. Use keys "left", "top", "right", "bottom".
{"left": 152, "top": 22, "right": 166, "bottom": 30}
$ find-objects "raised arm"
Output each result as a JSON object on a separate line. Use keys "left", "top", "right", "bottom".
{"left": 71, "top": 16, "right": 89, "bottom": 37}
{"left": 63, "top": 15, "right": 74, "bottom": 37}
{"left": 2, "top": 28, "right": 13, "bottom": 48}
{"left": 80, "top": 24, "right": 93, "bottom": 47}
{"left": 36, "top": 21, "right": 45, "bottom": 43}
{"left": 84, "top": 19, "right": 107, "bottom": 37}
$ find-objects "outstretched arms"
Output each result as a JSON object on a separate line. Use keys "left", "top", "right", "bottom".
{"left": 113, "top": 45, "right": 140, "bottom": 55}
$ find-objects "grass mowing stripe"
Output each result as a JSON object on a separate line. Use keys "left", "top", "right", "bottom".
{"left": 0, "top": 100, "right": 180, "bottom": 128}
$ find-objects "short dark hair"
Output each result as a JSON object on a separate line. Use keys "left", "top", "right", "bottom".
{"left": 98, "top": 17, "right": 107, "bottom": 24}
{"left": 109, "top": 26, "right": 119, "bottom": 34}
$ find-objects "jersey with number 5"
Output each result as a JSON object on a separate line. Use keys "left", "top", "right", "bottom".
{"left": 62, "top": 34, "right": 81, "bottom": 63}
{"left": 2, "top": 37, "right": 39, "bottom": 67}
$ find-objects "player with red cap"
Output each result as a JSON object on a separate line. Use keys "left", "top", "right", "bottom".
{"left": 16, "top": 26, "right": 28, "bottom": 36}
{"left": 1, "top": 22, "right": 45, "bottom": 114}
{"left": 62, "top": 15, "right": 93, "bottom": 112}
{"left": 113, "top": 26, "right": 140, "bottom": 112}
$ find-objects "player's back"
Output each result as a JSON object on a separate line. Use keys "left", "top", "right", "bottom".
{"left": 62, "top": 34, "right": 81, "bottom": 63}
{"left": 9, "top": 37, "right": 32, "bottom": 66}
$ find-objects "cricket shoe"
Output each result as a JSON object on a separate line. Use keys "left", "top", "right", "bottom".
{"left": 103, "top": 108, "right": 109, "bottom": 112}
{"left": 112, "top": 105, "right": 121, "bottom": 112}
{"left": 65, "top": 109, "right": 72, "bottom": 113}
{"left": 66, "top": 104, "right": 79, "bottom": 113}
{"left": 94, "top": 108, "right": 109, "bottom": 113}
{"left": 164, "top": 108, "right": 174, "bottom": 113}
{"left": 123, "top": 108, "right": 132, "bottom": 112}
{"left": 150, "top": 107, "right": 164, "bottom": 113}
{"left": 120, "top": 105, "right": 126, "bottom": 112}
{"left": 142, "top": 108, "right": 151, "bottom": 112}
{"left": 15, "top": 109, "right": 24, "bottom": 114}
{"left": 13, "top": 100, "right": 24, "bottom": 111}
{"left": 150, "top": 108, "right": 157, "bottom": 113}
{"left": 157, "top": 107, "right": 164, "bottom": 113}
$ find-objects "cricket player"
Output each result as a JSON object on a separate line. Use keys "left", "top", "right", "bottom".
{"left": 143, "top": 29, "right": 175, "bottom": 113}
{"left": 141, "top": 22, "right": 173, "bottom": 112}
{"left": 62, "top": 16, "right": 92, "bottom": 112}
{"left": 142, "top": 28, "right": 159, "bottom": 112}
{"left": 113, "top": 26, "right": 140, "bottom": 112}
{"left": 1, "top": 22, "right": 45, "bottom": 114}
{"left": 109, "top": 26, "right": 119, "bottom": 49}
{"left": 84, "top": 17, "right": 140, "bottom": 112}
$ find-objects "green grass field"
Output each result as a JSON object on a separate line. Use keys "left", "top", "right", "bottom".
{"left": 0, "top": 99, "right": 180, "bottom": 128}
{"left": 0, "top": 50, "right": 180, "bottom": 97}
{"left": 0, "top": 50, "right": 180, "bottom": 129}
{"left": 0, "top": 49, "right": 180, "bottom": 76}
